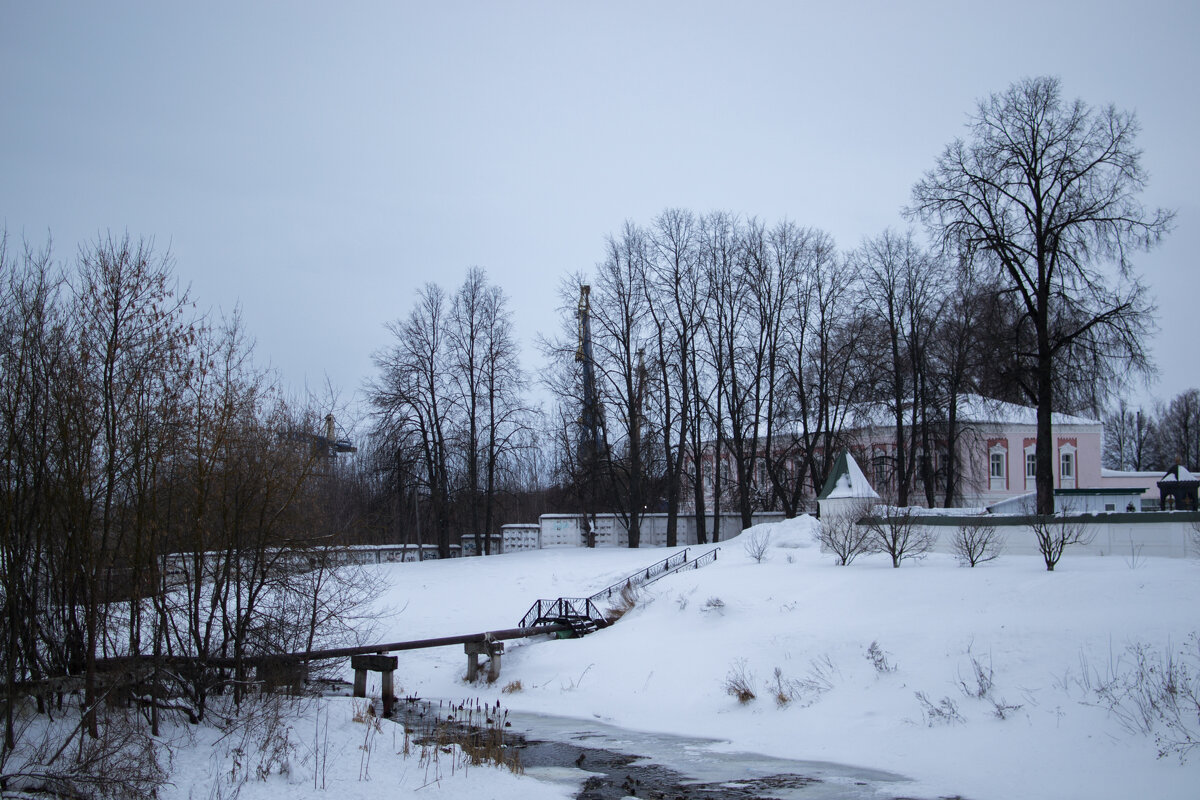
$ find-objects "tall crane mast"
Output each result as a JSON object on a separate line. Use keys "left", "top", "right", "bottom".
{"left": 575, "top": 284, "right": 604, "bottom": 462}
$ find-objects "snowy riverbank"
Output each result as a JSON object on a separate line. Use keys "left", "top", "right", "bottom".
{"left": 168, "top": 515, "right": 1200, "bottom": 799}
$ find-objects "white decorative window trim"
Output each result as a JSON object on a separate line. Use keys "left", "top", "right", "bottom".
{"left": 1058, "top": 443, "right": 1077, "bottom": 489}
{"left": 988, "top": 443, "right": 1007, "bottom": 492}
{"left": 1024, "top": 444, "right": 1037, "bottom": 491}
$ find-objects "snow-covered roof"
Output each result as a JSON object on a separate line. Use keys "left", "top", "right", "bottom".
{"left": 1101, "top": 468, "right": 1163, "bottom": 479}
{"left": 1159, "top": 464, "right": 1198, "bottom": 483}
{"left": 846, "top": 394, "right": 1099, "bottom": 430}
{"left": 817, "top": 450, "right": 880, "bottom": 500}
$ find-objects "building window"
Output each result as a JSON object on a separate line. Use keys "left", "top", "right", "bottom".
{"left": 873, "top": 456, "right": 889, "bottom": 489}
{"left": 988, "top": 443, "right": 1008, "bottom": 492}
{"left": 990, "top": 452, "right": 1005, "bottom": 479}
{"left": 1057, "top": 441, "right": 1077, "bottom": 489}
{"left": 1024, "top": 445, "right": 1037, "bottom": 490}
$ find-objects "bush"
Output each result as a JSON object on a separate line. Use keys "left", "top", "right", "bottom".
{"left": 866, "top": 641, "right": 896, "bottom": 674}
{"left": 914, "top": 691, "right": 963, "bottom": 726}
{"left": 724, "top": 659, "right": 756, "bottom": 704}
{"left": 743, "top": 529, "right": 771, "bottom": 563}
{"left": 953, "top": 522, "right": 1004, "bottom": 567}
{"left": 0, "top": 705, "right": 166, "bottom": 800}
{"left": 958, "top": 651, "right": 994, "bottom": 699}
{"left": 1030, "top": 513, "right": 1094, "bottom": 571}
{"left": 771, "top": 667, "right": 794, "bottom": 707}
{"left": 1086, "top": 634, "right": 1200, "bottom": 762}
{"left": 702, "top": 596, "right": 726, "bottom": 615}
{"left": 604, "top": 583, "right": 641, "bottom": 624}
{"left": 815, "top": 502, "right": 876, "bottom": 566}
{"left": 862, "top": 504, "right": 933, "bottom": 568}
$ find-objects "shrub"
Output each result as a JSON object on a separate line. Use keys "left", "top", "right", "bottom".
{"left": 604, "top": 583, "right": 641, "bottom": 624}
{"left": 958, "top": 650, "right": 994, "bottom": 699}
{"left": 771, "top": 667, "right": 794, "bottom": 707}
{"left": 953, "top": 522, "right": 1004, "bottom": 566}
{"left": 743, "top": 529, "right": 771, "bottom": 563}
{"left": 724, "top": 659, "right": 756, "bottom": 704}
{"left": 1030, "top": 513, "right": 1094, "bottom": 571}
{"left": 914, "top": 691, "right": 963, "bottom": 726}
{"left": 862, "top": 504, "right": 933, "bottom": 567}
{"left": 866, "top": 641, "right": 896, "bottom": 674}
{"left": 815, "top": 502, "right": 877, "bottom": 565}
{"left": 702, "top": 596, "right": 726, "bottom": 615}
{"left": 1087, "top": 634, "right": 1200, "bottom": 762}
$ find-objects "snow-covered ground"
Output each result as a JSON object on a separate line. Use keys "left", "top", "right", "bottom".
{"left": 168, "top": 516, "right": 1200, "bottom": 799}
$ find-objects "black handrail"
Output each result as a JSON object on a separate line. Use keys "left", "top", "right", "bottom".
{"left": 586, "top": 547, "right": 691, "bottom": 603}
{"left": 517, "top": 596, "right": 602, "bottom": 630}
{"left": 516, "top": 546, "right": 721, "bottom": 630}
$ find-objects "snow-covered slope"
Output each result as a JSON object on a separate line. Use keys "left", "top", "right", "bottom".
{"left": 164, "top": 517, "right": 1200, "bottom": 799}
{"left": 359, "top": 516, "right": 1199, "bottom": 800}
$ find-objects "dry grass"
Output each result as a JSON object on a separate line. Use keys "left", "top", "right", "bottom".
{"left": 604, "top": 583, "right": 641, "bottom": 624}
{"left": 724, "top": 659, "right": 756, "bottom": 704}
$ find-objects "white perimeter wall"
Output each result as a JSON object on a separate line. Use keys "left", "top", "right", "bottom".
{"left": 537, "top": 512, "right": 785, "bottom": 548}
{"left": 875, "top": 514, "right": 1199, "bottom": 559}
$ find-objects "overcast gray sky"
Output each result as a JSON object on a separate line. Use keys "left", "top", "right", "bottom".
{"left": 2, "top": 1, "right": 1196, "bottom": 422}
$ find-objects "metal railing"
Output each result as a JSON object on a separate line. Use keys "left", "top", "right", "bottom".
{"left": 587, "top": 547, "right": 691, "bottom": 603}
{"left": 517, "top": 546, "right": 721, "bottom": 631}
{"left": 518, "top": 597, "right": 602, "bottom": 631}
{"left": 671, "top": 546, "right": 719, "bottom": 574}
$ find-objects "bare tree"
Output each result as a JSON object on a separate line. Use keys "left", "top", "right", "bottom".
{"left": 785, "top": 248, "right": 861, "bottom": 506}
{"left": 816, "top": 501, "right": 876, "bottom": 566}
{"left": 1030, "top": 512, "right": 1094, "bottom": 571}
{"left": 757, "top": 222, "right": 832, "bottom": 517}
{"left": 850, "top": 230, "right": 943, "bottom": 507}
{"left": 952, "top": 521, "right": 1004, "bottom": 567}
{"left": 743, "top": 528, "right": 771, "bottom": 563}
{"left": 862, "top": 503, "right": 934, "bottom": 567}
{"left": 1103, "top": 399, "right": 1155, "bottom": 471}
{"left": 0, "top": 234, "right": 65, "bottom": 749}
{"left": 928, "top": 261, "right": 992, "bottom": 506}
{"left": 447, "top": 268, "right": 529, "bottom": 555}
{"left": 477, "top": 279, "right": 531, "bottom": 553}
{"left": 1153, "top": 389, "right": 1200, "bottom": 470}
{"left": 371, "top": 284, "right": 456, "bottom": 558}
{"left": 59, "top": 234, "right": 193, "bottom": 737}
{"left": 449, "top": 268, "right": 489, "bottom": 555}
{"left": 696, "top": 211, "right": 742, "bottom": 542}
{"left": 588, "top": 225, "right": 655, "bottom": 547}
{"left": 911, "top": 76, "right": 1172, "bottom": 514}
{"left": 644, "top": 208, "right": 703, "bottom": 547}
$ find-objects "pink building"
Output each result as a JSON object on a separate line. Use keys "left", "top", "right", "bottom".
{"left": 846, "top": 395, "right": 1161, "bottom": 509}
{"left": 685, "top": 395, "right": 1162, "bottom": 513}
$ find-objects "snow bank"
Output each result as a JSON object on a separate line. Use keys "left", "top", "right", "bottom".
{"left": 162, "top": 695, "right": 572, "bottom": 800}
{"left": 352, "top": 518, "right": 1200, "bottom": 800}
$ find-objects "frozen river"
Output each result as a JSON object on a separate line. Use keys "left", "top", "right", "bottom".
{"left": 500, "top": 709, "right": 918, "bottom": 800}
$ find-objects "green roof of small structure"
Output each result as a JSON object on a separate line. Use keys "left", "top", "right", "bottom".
{"left": 817, "top": 449, "right": 880, "bottom": 500}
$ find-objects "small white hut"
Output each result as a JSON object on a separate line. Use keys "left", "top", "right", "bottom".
{"left": 817, "top": 450, "right": 879, "bottom": 520}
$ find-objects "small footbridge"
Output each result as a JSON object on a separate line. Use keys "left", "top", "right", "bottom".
{"left": 517, "top": 545, "right": 721, "bottom": 636}
{"left": 91, "top": 545, "right": 722, "bottom": 717}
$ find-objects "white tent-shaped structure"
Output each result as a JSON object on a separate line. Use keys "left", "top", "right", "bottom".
{"left": 817, "top": 449, "right": 879, "bottom": 520}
